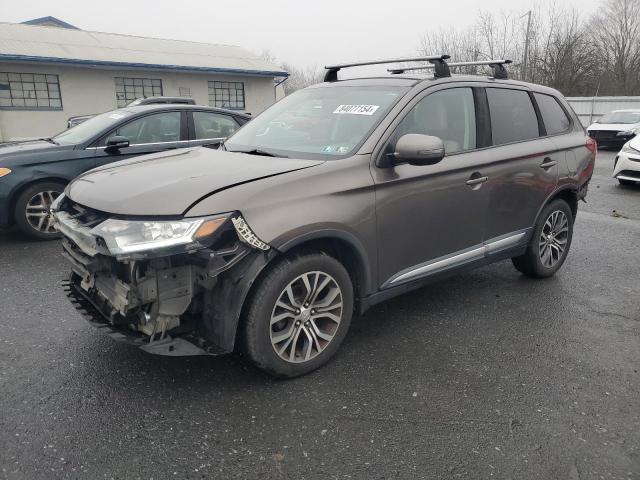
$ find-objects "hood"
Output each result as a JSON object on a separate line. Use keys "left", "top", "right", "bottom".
{"left": 587, "top": 122, "right": 640, "bottom": 132}
{"left": 0, "top": 139, "right": 75, "bottom": 165}
{"left": 67, "top": 147, "right": 323, "bottom": 216}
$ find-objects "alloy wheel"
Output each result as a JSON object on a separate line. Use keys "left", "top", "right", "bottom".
{"left": 538, "top": 210, "right": 569, "bottom": 268}
{"left": 270, "top": 271, "right": 343, "bottom": 364}
{"left": 25, "top": 190, "right": 61, "bottom": 235}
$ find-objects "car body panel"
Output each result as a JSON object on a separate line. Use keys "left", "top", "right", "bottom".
{"left": 68, "top": 148, "right": 324, "bottom": 216}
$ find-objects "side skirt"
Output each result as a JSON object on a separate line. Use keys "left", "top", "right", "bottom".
{"left": 359, "top": 231, "right": 530, "bottom": 314}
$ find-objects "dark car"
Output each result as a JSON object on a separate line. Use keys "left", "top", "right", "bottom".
{"left": 0, "top": 104, "right": 250, "bottom": 238}
{"left": 66, "top": 97, "right": 198, "bottom": 128}
{"left": 53, "top": 56, "right": 595, "bottom": 378}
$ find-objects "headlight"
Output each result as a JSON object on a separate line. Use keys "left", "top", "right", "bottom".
{"left": 0, "top": 167, "right": 12, "bottom": 178}
{"left": 91, "top": 215, "right": 229, "bottom": 257}
{"left": 617, "top": 129, "right": 638, "bottom": 137}
{"left": 621, "top": 142, "right": 640, "bottom": 155}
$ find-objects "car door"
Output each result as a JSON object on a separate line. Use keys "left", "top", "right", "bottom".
{"left": 478, "top": 87, "right": 559, "bottom": 242}
{"left": 372, "top": 85, "right": 492, "bottom": 288}
{"left": 188, "top": 110, "right": 242, "bottom": 148}
{"left": 93, "top": 110, "right": 188, "bottom": 167}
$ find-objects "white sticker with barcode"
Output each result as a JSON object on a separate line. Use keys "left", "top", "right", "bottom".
{"left": 333, "top": 104, "right": 380, "bottom": 115}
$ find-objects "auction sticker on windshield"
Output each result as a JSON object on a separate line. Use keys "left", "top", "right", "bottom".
{"left": 333, "top": 105, "right": 380, "bottom": 115}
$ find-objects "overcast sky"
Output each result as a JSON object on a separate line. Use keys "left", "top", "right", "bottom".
{"left": 3, "top": 0, "right": 603, "bottom": 68}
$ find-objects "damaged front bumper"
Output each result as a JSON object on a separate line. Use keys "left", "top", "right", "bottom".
{"left": 54, "top": 196, "right": 272, "bottom": 356}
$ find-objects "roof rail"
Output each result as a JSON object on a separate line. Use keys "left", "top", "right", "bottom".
{"left": 324, "top": 55, "right": 451, "bottom": 82}
{"left": 388, "top": 59, "right": 513, "bottom": 79}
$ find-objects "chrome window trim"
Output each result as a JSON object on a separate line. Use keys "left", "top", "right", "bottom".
{"left": 85, "top": 140, "right": 191, "bottom": 151}
{"left": 383, "top": 229, "right": 528, "bottom": 288}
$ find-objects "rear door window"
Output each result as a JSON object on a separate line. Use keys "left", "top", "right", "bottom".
{"left": 193, "top": 111, "right": 240, "bottom": 140}
{"left": 486, "top": 88, "right": 540, "bottom": 145}
{"left": 534, "top": 93, "right": 571, "bottom": 135}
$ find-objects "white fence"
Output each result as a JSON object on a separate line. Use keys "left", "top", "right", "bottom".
{"left": 566, "top": 96, "right": 640, "bottom": 127}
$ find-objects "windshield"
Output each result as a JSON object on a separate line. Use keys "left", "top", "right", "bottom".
{"left": 53, "top": 110, "right": 133, "bottom": 145}
{"left": 597, "top": 111, "right": 640, "bottom": 124}
{"left": 225, "top": 85, "right": 409, "bottom": 159}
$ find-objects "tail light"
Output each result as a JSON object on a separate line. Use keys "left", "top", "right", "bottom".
{"left": 586, "top": 137, "right": 597, "bottom": 156}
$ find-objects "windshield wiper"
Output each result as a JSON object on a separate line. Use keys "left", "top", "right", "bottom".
{"left": 228, "top": 148, "right": 287, "bottom": 158}
{"left": 39, "top": 137, "right": 59, "bottom": 145}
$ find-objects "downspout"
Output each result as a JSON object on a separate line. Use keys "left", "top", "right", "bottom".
{"left": 274, "top": 75, "right": 288, "bottom": 101}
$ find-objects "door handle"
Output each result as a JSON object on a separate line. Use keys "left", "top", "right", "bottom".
{"left": 466, "top": 176, "right": 489, "bottom": 186}
{"left": 540, "top": 158, "right": 557, "bottom": 169}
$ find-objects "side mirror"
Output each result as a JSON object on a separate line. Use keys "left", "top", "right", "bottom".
{"left": 105, "top": 136, "right": 130, "bottom": 151}
{"left": 393, "top": 134, "right": 445, "bottom": 166}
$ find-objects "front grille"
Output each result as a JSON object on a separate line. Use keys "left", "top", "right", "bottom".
{"left": 618, "top": 170, "right": 640, "bottom": 180}
{"left": 589, "top": 130, "right": 620, "bottom": 141}
{"left": 58, "top": 197, "right": 109, "bottom": 229}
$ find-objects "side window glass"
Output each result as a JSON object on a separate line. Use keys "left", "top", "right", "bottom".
{"left": 108, "top": 112, "right": 181, "bottom": 145}
{"left": 486, "top": 88, "right": 539, "bottom": 145}
{"left": 193, "top": 112, "right": 239, "bottom": 140}
{"left": 534, "top": 93, "right": 571, "bottom": 135}
{"left": 391, "top": 88, "right": 476, "bottom": 155}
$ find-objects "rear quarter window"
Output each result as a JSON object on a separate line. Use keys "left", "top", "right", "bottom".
{"left": 487, "top": 88, "right": 540, "bottom": 145}
{"left": 534, "top": 93, "right": 571, "bottom": 135}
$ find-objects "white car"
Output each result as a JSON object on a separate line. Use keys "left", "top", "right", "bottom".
{"left": 614, "top": 136, "right": 640, "bottom": 185}
{"left": 587, "top": 109, "right": 640, "bottom": 149}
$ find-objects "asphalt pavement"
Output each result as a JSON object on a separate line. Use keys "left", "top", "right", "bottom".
{"left": 0, "top": 151, "right": 638, "bottom": 480}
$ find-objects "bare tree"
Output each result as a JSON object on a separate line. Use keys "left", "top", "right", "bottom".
{"left": 590, "top": 0, "right": 640, "bottom": 95}
{"left": 279, "top": 63, "right": 324, "bottom": 95}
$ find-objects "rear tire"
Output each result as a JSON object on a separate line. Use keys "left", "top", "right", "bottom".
{"left": 512, "top": 199, "right": 574, "bottom": 278}
{"left": 242, "top": 252, "right": 354, "bottom": 378}
{"left": 13, "top": 181, "right": 65, "bottom": 240}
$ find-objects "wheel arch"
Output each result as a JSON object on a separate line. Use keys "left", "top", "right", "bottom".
{"left": 535, "top": 185, "right": 579, "bottom": 226}
{"left": 8, "top": 176, "right": 69, "bottom": 225}
{"left": 276, "top": 229, "right": 373, "bottom": 304}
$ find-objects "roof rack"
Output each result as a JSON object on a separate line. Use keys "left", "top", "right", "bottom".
{"left": 324, "top": 55, "right": 451, "bottom": 82}
{"left": 388, "top": 59, "right": 513, "bottom": 79}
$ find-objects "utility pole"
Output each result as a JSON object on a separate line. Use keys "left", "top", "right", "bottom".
{"left": 522, "top": 10, "right": 532, "bottom": 82}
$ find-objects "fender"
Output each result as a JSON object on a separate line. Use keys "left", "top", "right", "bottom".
{"left": 200, "top": 248, "right": 279, "bottom": 354}
{"left": 276, "top": 228, "right": 374, "bottom": 297}
{"left": 528, "top": 184, "right": 579, "bottom": 242}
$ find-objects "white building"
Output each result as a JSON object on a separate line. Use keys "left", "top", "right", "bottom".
{"left": 0, "top": 19, "right": 288, "bottom": 141}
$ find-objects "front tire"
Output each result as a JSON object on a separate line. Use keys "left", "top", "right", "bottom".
{"left": 242, "top": 252, "right": 354, "bottom": 378}
{"left": 14, "top": 181, "right": 65, "bottom": 240}
{"left": 512, "top": 199, "right": 574, "bottom": 278}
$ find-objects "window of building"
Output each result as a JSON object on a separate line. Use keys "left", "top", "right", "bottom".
{"left": 0, "top": 72, "right": 62, "bottom": 109}
{"left": 193, "top": 111, "right": 240, "bottom": 140}
{"left": 179, "top": 87, "right": 191, "bottom": 97}
{"left": 391, "top": 87, "right": 477, "bottom": 155}
{"left": 533, "top": 93, "right": 571, "bottom": 135}
{"left": 115, "top": 77, "right": 162, "bottom": 107}
{"left": 107, "top": 112, "right": 181, "bottom": 145}
{"left": 208, "top": 81, "right": 245, "bottom": 110}
{"left": 486, "top": 88, "right": 540, "bottom": 145}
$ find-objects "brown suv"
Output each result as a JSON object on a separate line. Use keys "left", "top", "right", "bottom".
{"left": 53, "top": 56, "right": 596, "bottom": 377}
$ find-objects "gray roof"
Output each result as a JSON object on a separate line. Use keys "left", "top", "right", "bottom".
{"left": 0, "top": 22, "right": 288, "bottom": 77}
